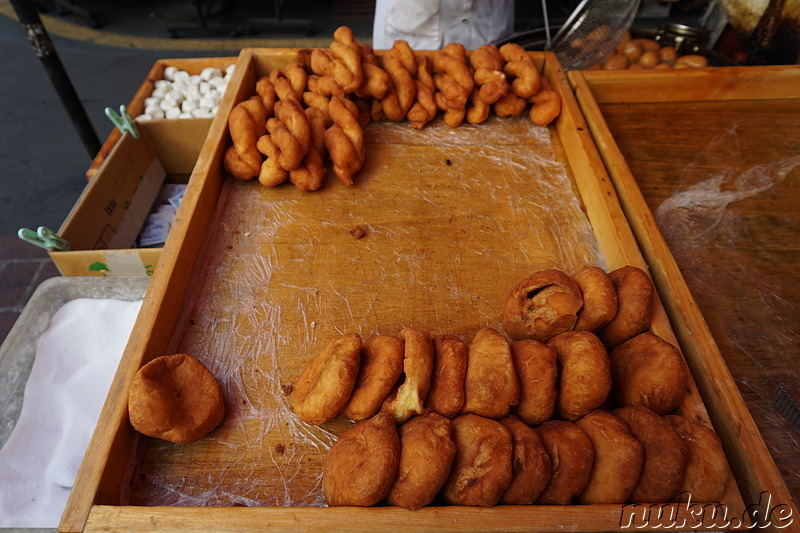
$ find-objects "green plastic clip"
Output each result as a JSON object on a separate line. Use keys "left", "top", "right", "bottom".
{"left": 105, "top": 104, "right": 139, "bottom": 139}
{"left": 17, "top": 226, "right": 71, "bottom": 251}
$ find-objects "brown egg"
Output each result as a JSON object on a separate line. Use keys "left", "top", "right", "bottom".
{"left": 621, "top": 40, "right": 644, "bottom": 63}
{"left": 639, "top": 50, "right": 660, "bottom": 68}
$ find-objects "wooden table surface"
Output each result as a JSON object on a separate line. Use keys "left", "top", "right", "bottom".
{"left": 598, "top": 97, "right": 800, "bottom": 504}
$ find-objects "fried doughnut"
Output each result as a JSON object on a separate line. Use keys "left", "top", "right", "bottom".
{"left": 575, "top": 409, "right": 644, "bottom": 504}
{"left": 380, "top": 40, "right": 417, "bottom": 122}
{"left": 466, "top": 89, "right": 491, "bottom": 125}
{"left": 614, "top": 406, "right": 690, "bottom": 502}
{"left": 324, "top": 96, "right": 365, "bottom": 186}
{"left": 434, "top": 43, "right": 474, "bottom": 127}
{"left": 323, "top": 412, "right": 400, "bottom": 506}
{"left": 611, "top": 332, "right": 688, "bottom": 414}
{"left": 328, "top": 26, "right": 364, "bottom": 94}
{"left": 504, "top": 60, "right": 541, "bottom": 99}
{"left": 665, "top": 415, "right": 729, "bottom": 502}
{"left": 291, "top": 333, "right": 361, "bottom": 425}
{"left": 267, "top": 99, "right": 311, "bottom": 171}
{"left": 255, "top": 76, "right": 277, "bottom": 116}
{"left": 499, "top": 415, "right": 552, "bottom": 505}
{"left": 498, "top": 42, "right": 530, "bottom": 63}
{"left": 599, "top": 266, "right": 655, "bottom": 349}
{"left": 341, "top": 335, "right": 404, "bottom": 421}
{"left": 528, "top": 78, "right": 562, "bottom": 126}
{"left": 470, "top": 44, "right": 508, "bottom": 104}
{"left": 462, "top": 327, "right": 519, "bottom": 419}
{"left": 493, "top": 92, "right": 527, "bottom": 118}
{"left": 385, "top": 413, "right": 456, "bottom": 510}
{"left": 573, "top": 266, "right": 618, "bottom": 332}
{"left": 255, "top": 134, "right": 287, "bottom": 187}
{"left": 440, "top": 414, "right": 513, "bottom": 506}
{"left": 268, "top": 68, "right": 303, "bottom": 103}
{"left": 548, "top": 331, "right": 612, "bottom": 421}
{"left": 535, "top": 420, "right": 594, "bottom": 505}
{"left": 223, "top": 96, "right": 267, "bottom": 181}
{"left": 128, "top": 353, "right": 225, "bottom": 444}
{"left": 381, "top": 328, "right": 434, "bottom": 424}
{"left": 424, "top": 334, "right": 468, "bottom": 418}
{"left": 510, "top": 339, "right": 557, "bottom": 425}
{"left": 407, "top": 56, "right": 438, "bottom": 129}
{"left": 289, "top": 106, "right": 331, "bottom": 192}
{"left": 502, "top": 269, "right": 584, "bottom": 343}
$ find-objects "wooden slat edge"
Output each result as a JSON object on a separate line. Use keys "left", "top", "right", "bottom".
{"left": 569, "top": 70, "right": 799, "bottom": 533}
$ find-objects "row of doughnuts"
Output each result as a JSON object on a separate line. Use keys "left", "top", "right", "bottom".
{"left": 223, "top": 26, "right": 562, "bottom": 192}
{"left": 590, "top": 32, "right": 710, "bottom": 71}
{"left": 324, "top": 406, "right": 729, "bottom": 509}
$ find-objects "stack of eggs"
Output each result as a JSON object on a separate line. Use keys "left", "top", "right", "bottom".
{"left": 136, "top": 64, "right": 235, "bottom": 121}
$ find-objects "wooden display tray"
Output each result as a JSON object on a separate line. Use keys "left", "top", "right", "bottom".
{"left": 61, "top": 49, "right": 750, "bottom": 532}
{"left": 568, "top": 66, "right": 800, "bottom": 533}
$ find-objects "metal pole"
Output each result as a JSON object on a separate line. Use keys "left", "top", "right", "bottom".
{"left": 9, "top": 0, "right": 102, "bottom": 158}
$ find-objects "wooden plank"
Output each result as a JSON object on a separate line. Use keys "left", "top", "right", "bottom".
{"left": 569, "top": 70, "right": 798, "bottom": 532}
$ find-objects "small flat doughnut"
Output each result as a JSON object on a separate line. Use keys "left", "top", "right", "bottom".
{"left": 381, "top": 328, "right": 435, "bottom": 424}
{"left": 425, "top": 334, "right": 468, "bottom": 418}
{"left": 665, "top": 415, "right": 730, "bottom": 502}
{"left": 611, "top": 332, "right": 688, "bottom": 414}
{"left": 510, "top": 339, "right": 557, "bottom": 425}
{"left": 128, "top": 353, "right": 225, "bottom": 444}
{"left": 341, "top": 335, "right": 404, "bottom": 421}
{"left": 441, "top": 414, "right": 514, "bottom": 506}
{"left": 502, "top": 269, "right": 584, "bottom": 342}
{"left": 547, "top": 331, "right": 611, "bottom": 421}
{"left": 576, "top": 409, "right": 644, "bottom": 504}
{"left": 573, "top": 266, "right": 618, "bottom": 332}
{"left": 599, "top": 266, "right": 655, "bottom": 349}
{"left": 614, "top": 406, "right": 690, "bottom": 502}
{"left": 324, "top": 412, "right": 401, "bottom": 506}
{"left": 385, "top": 413, "right": 456, "bottom": 510}
{"left": 462, "top": 327, "right": 519, "bottom": 419}
{"left": 291, "top": 333, "right": 361, "bottom": 425}
{"left": 499, "top": 415, "right": 552, "bottom": 505}
{"left": 535, "top": 420, "right": 594, "bottom": 505}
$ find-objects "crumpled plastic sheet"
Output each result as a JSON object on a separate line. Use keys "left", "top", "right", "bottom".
{"left": 128, "top": 116, "right": 605, "bottom": 507}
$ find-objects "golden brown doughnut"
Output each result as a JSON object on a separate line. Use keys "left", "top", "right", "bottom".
{"left": 323, "top": 412, "right": 400, "bottom": 506}
{"left": 510, "top": 339, "right": 557, "bottom": 425}
{"left": 599, "top": 266, "right": 655, "bottom": 349}
{"left": 499, "top": 415, "right": 552, "bottom": 505}
{"left": 324, "top": 95, "right": 365, "bottom": 186}
{"left": 424, "top": 334, "right": 468, "bottom": 418}
{"left": 381, "top": 40, "right": 417, "bottom": 122}
{"left": 575, "top": 409, "right": 644, "bottom": 504}
{"left": 128, "top": 353, "right": 225, "bottom": 444}
{"left": 407, "top": 56, "right": 438, "bottom": 129}
{"left": 462, "top": 327, "right": 519, "bottom": 419}
{"left": 665, "top": 415, "right": 730, "bottom": 502}
{"left": 385, "top": 413, "right": 456, "bottom": 510}
{"left": 440, "top": 414, "right": 513, "bottom": 506}
{"left": 502, "top": 269, "right": 584, "bottom": 343}
{"left": 535, "top": 420, "right": 595, "bottom": 505}
{"left": 381, "top": 328, "right": 434, "bottom": 424}
{"left": 573, "top": 266, "right": 618, "bottom": 332}
{"left": 614, "top": 406, "right": 690, "bottom": 502}
{"left": 611, "top": 332, "right": 689, "bottom": 414}
{"left": 223, "top": 96, "right": 267, "bottom": 181}
{"left": 341, "top": 335, "right": 404, "bottom": 421}
{"left": 291, "top": 333, "right": 361, "bottom": 425}
{"left": 548, "top": 331, "right": 612, "bottom": 421}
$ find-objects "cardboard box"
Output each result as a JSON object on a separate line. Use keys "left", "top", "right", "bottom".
{"left": 51, "top": 119, "right": 208, "bottom": 276}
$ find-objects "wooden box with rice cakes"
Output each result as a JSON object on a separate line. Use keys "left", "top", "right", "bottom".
{"left": 60, "top": 30, "right": 771, "bottom": 532}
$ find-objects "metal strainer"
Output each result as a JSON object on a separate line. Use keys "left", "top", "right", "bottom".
{"left": 547, "top": 0, "right": 641, "bottom": 70}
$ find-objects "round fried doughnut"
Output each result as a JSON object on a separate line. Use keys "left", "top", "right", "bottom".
{"left": 575, "top": 409, "right": 644, "bottom": 504}
{"left": 535, "top": 420, "right": 594, "bottom": 505}
{"left": 291, "top": 333, "right": 361, "bottom": 425}
{"left": 510, "top": 339, "right": 557, "bottom": 425}
{"left": 341, "top": 335, "right": 404, "bottom": 421}
{"left": 381, "top": 328, "right": 434, "bottom": 424}
{"left": 548, "top": 331, "right": 611, "bottom": 421}
{"left": 425, "top": 334, "right": 468, "bottom": 418}
{"left": 614, "top": 406, "right": 689, "bottom": 502}
{"left": 499, "top": 415, "right": 552, "bottom": 505}
{"left": 611, "top": 332, "right": 689, "bottom": 414}
{"left": 323, "top": 412, "right": 400, "bottom": 506}
{"left": 128, "top": 353, "right": 225, "bottom": 444}
{"left": 573, "top": 266, "right": 618, "bottom": 332}
{"left": 599, "top": 266, "right": 655, "bottom": 349}
{"left": 440, "top": 414, "right": 513, "bottom": 506}
{"left": 502, "top": 269, "right": 584, "bottom": 343}
{"left": 462, "top": 327, "right": 519, "bottom": 419}
{"left": 665, "top": 415, "right": 729, "bottom": 502}
{"left": 385, "top": 413, "right": 456, "bottom": 510}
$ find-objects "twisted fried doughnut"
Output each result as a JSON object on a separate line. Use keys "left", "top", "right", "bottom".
{"left": 223, "top": 96, "right": 267, "bottom": 181}
{"left": 255, "top": 134, "right": 286, "bottom": 187}
{"left": 434, "top": 43, "right": 474, "bottom": 127}
{"left": 493, "top": 92, "right": 528, "bottom": 118}
{"left": 289, "top": 106, "right": 331, "bottom": 192}
{"left": 324, "top": 96, "right": 365, "bottom": 186}
{"left": 255, "top": 76, "right": 277, "bottom": 117}
{"left": 407, "top": 56, "right": 437, "bottom": 129}
{"left": 381, "top": 40, "right": 417, "bottom": 122}
{"left": 470, "top": 44, "right": 508, "bottom": 104}
{"left": 269, "top": 99, "right": 311, "bottom": 170}
{"left": 269, "top": 68, "right": 303, "bottom": 103}
{"left": 328, "top": 26, "right": 364, "bottom": 94}
{"left": 529, "top": 77, "right": 562, "bottom": 126}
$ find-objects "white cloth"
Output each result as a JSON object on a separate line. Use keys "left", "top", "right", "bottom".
{"left": 373, "top": 0, "right": 515, "bottom": 50}
{"left": 0, "top": 298, "right": 142, "bottom": 528}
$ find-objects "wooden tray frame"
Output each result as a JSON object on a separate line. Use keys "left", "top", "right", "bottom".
{"left": 60, "top": 50, "right": 756, "bottom": 532}
{"left": 568, "top": 66, "right": 800, "bottom": 533}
